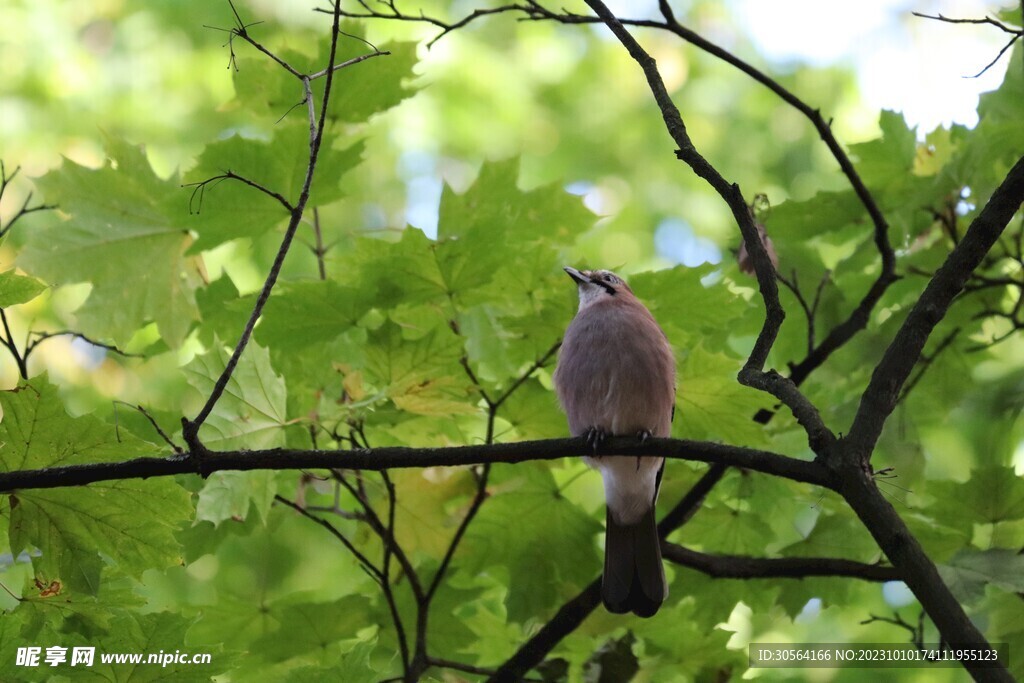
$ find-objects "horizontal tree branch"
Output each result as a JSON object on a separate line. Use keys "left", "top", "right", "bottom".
{"left": 0, "top": 436, "right": 832, "bottom": 493}
{"left": 662, "top": 543, "right": 900, "bottom": 581}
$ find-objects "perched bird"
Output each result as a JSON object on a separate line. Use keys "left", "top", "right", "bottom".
{"left": 553, "top": 267, "right": 676, "bottom": 617}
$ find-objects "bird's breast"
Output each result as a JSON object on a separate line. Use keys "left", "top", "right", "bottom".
{"left": 554, "top": 301, "right": 675, "bottom": 438}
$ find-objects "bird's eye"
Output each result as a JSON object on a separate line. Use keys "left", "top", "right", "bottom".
{"left": 604, "top": 275, "right": 613, "bottom": 282}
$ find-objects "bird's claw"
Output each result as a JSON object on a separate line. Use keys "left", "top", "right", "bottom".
{"left": 584, "top": 427, "right": 607, "bottom": 454}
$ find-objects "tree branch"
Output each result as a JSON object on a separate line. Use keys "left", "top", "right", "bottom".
{"left": 183, "top": 170, "right": 295, "bottom": 214}
{"left": 334, "top": 4, "right": 898, "bottom": 392}
{"left": 182, "top": 0, "right": 359, "bottom": 448}
{"left": 0, "top": 437, "right": 830, "bottom": 493}
{"left": 577, "top": 0, "right": 838, "bottom": 457}
{"left": 274, "top": 494, "right": 383, "bottom": 581}
{"left": 26, "top": 330, "right": 142, "bottom": 359}
{"left": 846, "top": 155, "right": 1024, "bottom": 462}
{"left": 307, "top": 49, "right": 391, "bottom": 79}
{"left": 913, "top": 12, "right": 1023, "bottom": 77}
{"left": 839, "top": 472, "right": 1013, "bottom": 683}
{"left": 0, "top": 162, "right": 56, "bottom": 239}
{"left": 661, "top": 543, "right": 899, "bottom": 581}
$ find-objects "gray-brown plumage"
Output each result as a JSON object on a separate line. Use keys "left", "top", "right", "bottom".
{"left": 553, "top": 267, "right": 676, "bottom": 617}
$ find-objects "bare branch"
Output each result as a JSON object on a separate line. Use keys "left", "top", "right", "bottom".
{"left": 314, "top": 3, "right": 529, "bottom": 48}
{"left": 570, "top": 0, "right": 835, "bottom": 455}
{"left": 183, "top": 0, "right": 359, "bottom": 449}
{"left": 662, "top": 544, "right": 899, "bottom": 581}
{"left": 861, "top": 610, "right": 926, "bottom": 650}
{"left": 0, "top": 162, "right": 55, "bottom": 238}
{"left": 307, "top": 49, "right": 391, "bottom": 79}
{"left": 912, "top": 12, "right": 1023, "bottom": 78}
{"left": 0, "top": 436, "right": 831, "bottom": 493}
{"left": 274, "top": 494, "right": 384, "bottom": 580}
{"left": 182, "top": 170, "right": 295, "bottom": 214}
{"left": 912, "top": 12, "right": 1022, "bottom": 36}
{"left": 26, "top": 330, "right": 142, "bottom": 359}
{"left": 968, "top": 35, "right": 1021, "bottom": 78}
{"left": 112, "top": 401, "right": 183, "bottom": 455}
{"left": 846, "top": 155, "right": 1024, "bottom": 461}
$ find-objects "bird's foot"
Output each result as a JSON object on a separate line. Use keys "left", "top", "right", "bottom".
{"left": 584, "top": 427, "right": 607, "bottom": 454}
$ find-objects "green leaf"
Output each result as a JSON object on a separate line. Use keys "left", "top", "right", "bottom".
{"left": 0, "top": 376, "right": 187, "bottom": 592}
{"left": 629, "top": 265, "right": 748, "bottom": 344}
{"left": 685, "top": 505, "right": 776, "bottom": 555}
{"left": 0, "top": 270, "right": 46, "bottom": 307}
{"left": 927, "top": 466, "right": 1024, "bottom": 525}
{"left": 498, "top": 377, "right": 567, "bottom": 440}
{"left": 362, "top": 321, "right": 477, "bottom": 417}
{"left": 675, "top": 344, "right": 773, "bottom": 446}
{"left": 252, "top": 595, "right": 371, "bottom": 663}
{"left": 91, "top": 612, "right": 225, "bottom": 682}
{"left": 940, "top": 549, "right": 1024, "bottom": 604}
{"left": 183, "top": 340, "right": 288, "bottom": 449}
{"left": 184, "top": 125, "right": 364, "bottom": 251}
{"left": 343, "top": 227, "right": 446, "bottom": 309}
{"left": 848, "top": 110, "right": 917, "bottom": 184}
{"left": 283, "top": 638, "right": 380, "bottom": 683}
{"left": 194, "top": 275, "right": 255, "bottom": 347}
{"left": 782, "top": 512, "right": 881, "bottom": 563}
{"left": 0, "top": 374, "right": 161, "bottom": 472}
{"left": 390, "top": 468, "right": 476, "bottom": 557}
{"left": 233, "top": 26, "right": 419, "bottom": 124}
{"left": 196, "top": 471, "right": 277, "bottom": 527}
{"left": 323, "top": 40, "right": 419, "bottom": 123}
{"left": 9, "top": 478, "right": 191, "bottom": 588}
{"left": 256, "top": 279, "right": 372, "bottom": 351}
{"left": 19, "top": 137, "right": 201, "bottom": 347}
{"left": 437, "top": 159, "right": 591, "bottom": 295}
{"left": 462, "top": 463, "right": 601, "bottom": 622}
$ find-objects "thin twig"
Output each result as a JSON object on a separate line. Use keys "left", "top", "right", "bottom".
{"left": 274, "top": 494, "right": 383, "bottom": 580}
{"left": 112, "top": 401, "right": 183, "bottom": 454}
{"left": 183, "top": 0, "right": 353, "bottom": 450}
{"left": 183, "top": 170, "right": 295, "bottom": 214}
{"left": 897, "top": 327, "right": 960, "bottom": 404}
{"left": 26, "top": 330, "right": 141, "bottom": 359}
{"left": 0, "top": 309, "right": 26, "bottom": 378}
{"left": 0, "top": 161, "right": 56, "bottom": 238}
{"left": 307, "top": 49, "right": 391, "bottom": 79}
{"left": 912, "top": 12, "right": 1023, "bottom": 78}
{"left": 312, "top": 207, "right": 327, "bottom": 280}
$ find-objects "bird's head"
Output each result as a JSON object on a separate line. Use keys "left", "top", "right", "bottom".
{"left": 564, "top": 266, "right": 632, "bottom": 310}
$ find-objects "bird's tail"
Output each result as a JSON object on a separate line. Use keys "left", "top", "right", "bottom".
{"left": 601, "top": 505, "right": 667, "bottom": 617}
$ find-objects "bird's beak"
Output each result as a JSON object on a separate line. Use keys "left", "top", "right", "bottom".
{"left": 564, "top": 266, "right": 588, "bottom": 285}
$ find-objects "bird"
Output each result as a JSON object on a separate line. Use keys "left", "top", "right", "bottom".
{"left": 553, "top": 266, "right": 676, "bottom": 617}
